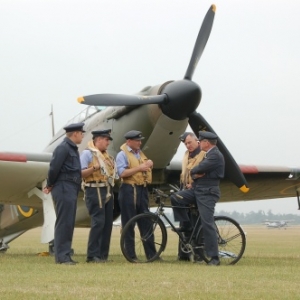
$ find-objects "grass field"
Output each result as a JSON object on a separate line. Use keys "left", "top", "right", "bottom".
{"left": 1, "top": 225, "right": 300, "bottom": 299}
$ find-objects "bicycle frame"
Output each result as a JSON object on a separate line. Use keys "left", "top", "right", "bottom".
{"left": 153, "top": 198, "right": 203, "bottom": 260}
{"left": 119, "top": 188, "right": 246, "bottom": 264}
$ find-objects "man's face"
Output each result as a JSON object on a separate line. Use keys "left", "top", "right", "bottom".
{"left": 199, "top": 139, "right": 210, "bottom": 151}
{"left": 73, "top": 131, "right": 84, "bottom": 144}
{"left": 127, "top": 139, "right": 142, "bottom": 151}
{"left": 95, "top": 136, "right": 110, "bottom": 151}
{"left": 184, "top": 135, "right": 199, "bottom": 152}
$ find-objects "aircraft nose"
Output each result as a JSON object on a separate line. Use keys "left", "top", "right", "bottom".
{"left": 159, "top": 80, "right": 201, "bottom": 120}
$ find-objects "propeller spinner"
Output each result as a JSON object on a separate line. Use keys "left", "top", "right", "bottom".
{"left": 77, "top": 4, "right": 249, "bottom": 193}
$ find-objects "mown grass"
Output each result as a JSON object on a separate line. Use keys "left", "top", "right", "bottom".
{"left": 0, "top": 226, "right": 300, "bottom": 299}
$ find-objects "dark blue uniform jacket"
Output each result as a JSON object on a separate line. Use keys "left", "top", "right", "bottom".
{"left": 190, "top": 146, "right": 225, "bottom": 186}
{"left": 47, "top": 137, "right": 82, "bottom": 187}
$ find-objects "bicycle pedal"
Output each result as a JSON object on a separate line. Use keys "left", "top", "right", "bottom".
{"left": 193, "top": 246, "right": 204, "bottom": 249}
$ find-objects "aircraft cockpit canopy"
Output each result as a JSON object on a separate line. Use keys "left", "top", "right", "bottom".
{"left": 47, "top": 106, "right": 105, "bottom": 147}
{"left": 66, "top": 106, "right": 104, "bottom": 124}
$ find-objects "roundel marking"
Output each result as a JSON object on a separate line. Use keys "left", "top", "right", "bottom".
{"left": 17, "top": 205, "right": 34, "bottom": 217}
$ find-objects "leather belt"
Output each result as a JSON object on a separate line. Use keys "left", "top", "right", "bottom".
{"left": 84, "top": 183, "right": 108, "bottom": 188}
{"left": 122, "top": 182, "right": 147, "bottom": 187}
{"left": 132, "top": 183, "right": 147, "bottom": 187}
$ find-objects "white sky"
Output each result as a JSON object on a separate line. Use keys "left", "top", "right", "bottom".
{"left": 1, "top": 0, "right": 299, "bottom": 215}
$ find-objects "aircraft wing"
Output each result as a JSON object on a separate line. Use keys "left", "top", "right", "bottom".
{"left": 0, "top": 152, "right": 52, "bottom": 207}
{"left": 167, "top": 161, "right": 300, "bottom": 202}
{"left": 1, "top": 150, "right": 300, "bottom": 206}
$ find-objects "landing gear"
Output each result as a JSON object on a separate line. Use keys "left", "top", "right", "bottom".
{"left": 0, "top": 240, "right": 9, "bottom": 253}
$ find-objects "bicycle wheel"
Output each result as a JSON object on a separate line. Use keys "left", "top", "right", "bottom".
{"left": 200, "top": 216, "right": 246, "bottom": 265}
{"left": 120, "top": 212, "right": 167, "bottom": 263}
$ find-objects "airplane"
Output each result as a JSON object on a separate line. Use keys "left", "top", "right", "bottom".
{"left": 1, "top": 5, "right": 300, "bottom": 253}
{"left": 263, "top": 220, "right": 294, "bottom": 229}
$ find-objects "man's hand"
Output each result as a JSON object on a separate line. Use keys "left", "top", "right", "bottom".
{"left": 43, "top": 186, "right": 52, "bottom": 194}
{"left": 93, "top": 163, "right": 100, "bottom": 170}
{"left": 185, "top": 183, "right": 192, "bottom": 189}
{"left": 192, "top": 173, "right": 205, "bottom": 180}
{"left": 139, "top": 163, "right": 151, "bottom": 172}
{"left": 139, "top": 159, "right": 153, "bottom": 172}
{"left": 145, "top": 159, "right": 153, "bottom": 168}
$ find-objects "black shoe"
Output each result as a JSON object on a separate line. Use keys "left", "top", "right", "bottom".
{"left": 57, "top": 261, "right": 77, "bottom": 265}
{"left": 130, "top": 256, "right": 138, "bottom": 262}
{"left": 86, "top": 257, "right": 108, "bottom": 263}
{"left": 99, "top": 258, "right": 113, "bottom": 262}
{"left": 70, "top": 258, "right": 79, "bottom": 264}
{"left": 177, "top": 256, "right": 190, "bottom": 261}
{"left": 153, "top": 257, "right": 163, "bottom": 262}
{"left": 172, "top": 226, "right": 193, "bottom": 233}
{"left": 207, "top": 258, "right": 220, "bottom": 266}
{"left": 194, "top": 255, "right": 204, "bottom": 263}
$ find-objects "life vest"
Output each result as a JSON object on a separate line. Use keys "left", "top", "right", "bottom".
{"left": 84, "top": 140, "right": 117, "bottom": 185}
{"left": 120, "top": 143, "right": 152, "bottom": 185}
{"left": 180, "top": 148, "right": 206, "bottom": 186}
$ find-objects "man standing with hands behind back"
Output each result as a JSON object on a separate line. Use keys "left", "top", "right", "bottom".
{"left": 43, "top": 122, "right": 85, "bottom": 265}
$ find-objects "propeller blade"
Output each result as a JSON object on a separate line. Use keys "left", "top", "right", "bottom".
{"left": 189, "top": 111, "right": 249, "bottom": 193}
{"left": 77, "top": 94, "right": 167, "bottom": 106}
{"left": 184, "top": 5, "right": 216, "bottom": 81}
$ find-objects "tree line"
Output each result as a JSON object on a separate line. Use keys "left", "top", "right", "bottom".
{"left": 215, "top": 209, "right": 300, "bottom": 225}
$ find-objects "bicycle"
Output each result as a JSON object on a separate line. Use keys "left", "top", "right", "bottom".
{"left": 120, "top": 188, "right": 246, "bottom": 265}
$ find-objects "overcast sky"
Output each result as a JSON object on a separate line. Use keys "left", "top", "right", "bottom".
{"left": 1, "top": 0, "right": 299, "bottom": 214}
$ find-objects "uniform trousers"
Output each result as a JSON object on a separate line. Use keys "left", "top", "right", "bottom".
{"left": 170, "top": 185, "right": 220, "bottom": 257}
{"left": 85, "top": 186, "right": 113, "bottom": 260}
{"left": 118, "top": 183, "right": 156, "bottom": 259}
{"left": 51, "top": 180, "right": 79, "bottom": 263}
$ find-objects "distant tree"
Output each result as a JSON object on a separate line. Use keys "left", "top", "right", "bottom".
{"left": 215, "top": 208, "right": 300, "bottom": 224}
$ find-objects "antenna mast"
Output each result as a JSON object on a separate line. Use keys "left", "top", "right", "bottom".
{"left": 50, "top": 104, "right": 55, "bottom": 137}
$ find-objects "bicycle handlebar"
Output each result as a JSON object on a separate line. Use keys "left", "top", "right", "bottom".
{"left": 152, "top": 188, "right": 169, "bottom": 199}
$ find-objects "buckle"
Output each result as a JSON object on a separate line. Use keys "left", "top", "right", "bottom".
{"left": 108, "top": 177, "right": 114, "bottom": 186}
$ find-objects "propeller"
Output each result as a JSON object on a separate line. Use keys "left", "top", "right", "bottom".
{"left": 77, "top": 4, "right": 249, "bottom": 192}
{"left": 184, "top": 4, "right": 216, "bottom": 80}
{"left": 78, "top": 5, "right": 216, "bottom": 108}
{"left": 189, "top": 112, "right": 249, "bottom": 193}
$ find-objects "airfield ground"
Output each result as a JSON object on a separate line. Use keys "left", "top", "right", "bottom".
{"left": 0, "top": 225, "right": 299, "bottom": 299}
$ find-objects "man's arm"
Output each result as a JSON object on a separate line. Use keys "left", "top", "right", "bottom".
{"left": 81, "top": 150, "right": 101, "bottom": 178}
{"left": 119, "top": 163, "right": 152, "bottom": 178}
{"left": 47, "top": 144, "right": 69, "bottom": 186}
{"left": 190, "top": 151, "right": 219, "bottom": 175}
{"left": 116, "top": 151, "right": 153, "bottom": 178}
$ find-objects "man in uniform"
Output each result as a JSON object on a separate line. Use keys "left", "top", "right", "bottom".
{"left": 43, "top": 122, "right": 85, "bottom": 265}
{"left": 170, "top": 132, "right": 205, "bottom": 261}
{"left": 171, "top": 131, "right": 205, "bottom": 195}
{"left": 80, "top": 129, "right": 118, "bottom": 263}
{"left": 171, "top": 131, "right": 225, "bottom": 266}
{"left": 116, "top": 130, "right": 158, "bottom": 261}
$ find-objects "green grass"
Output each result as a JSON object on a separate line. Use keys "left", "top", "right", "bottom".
{"left": 1, "top": 226, "right": 300, "bottom": 299}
